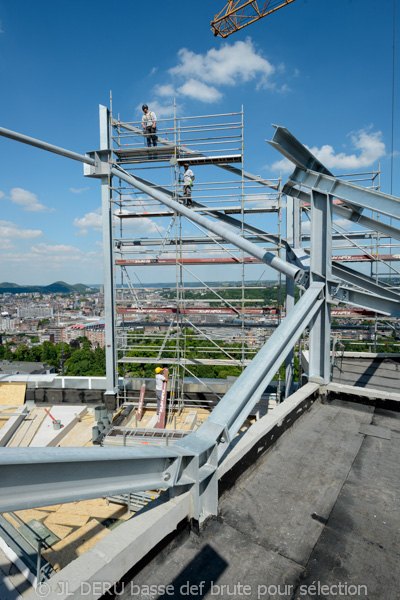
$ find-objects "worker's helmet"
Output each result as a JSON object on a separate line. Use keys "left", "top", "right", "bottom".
{"left": 155, "top": 367, "right": 162, "bottom": 373}
{"left": 183, "top": 162, "right": 189, "bottom": 168}
{"left": 142, "top": 104, "right": 148, "bottom": 111}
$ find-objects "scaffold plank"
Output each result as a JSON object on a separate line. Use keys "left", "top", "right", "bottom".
{"left": 118, "top": 357, "right": 250, "bottom": 366}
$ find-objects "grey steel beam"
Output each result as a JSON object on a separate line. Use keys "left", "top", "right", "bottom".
{"left": 287, "top": 167, "right": 400, "bottom": 220}
{"left": 109, "top": 167, "right": 305, "bottom": 284}
{"left": 268, "top": 125, "right": 333, "bottom": 175}
{"left": 0, "top": 127, "right": 95, "bottom": 166}
{"left": 180, "top": 282, "right": 325, "bottom": 450}
{"left": 115, "top": 165, "right": 285, "bottom": 249}
{"left": 331, "top": 203, "right": 400, "bottom": 242}
{"left": 0, "top": 446, "right": 189, "bottom": 513}
{"left": 285, "top": 185, "right": 400, "bottom": 242}
{"left": 332, "top": 263, "right": 400, "bottom": 302}
{"left": 334, "top": 287, "right": 400, "bottom": 318}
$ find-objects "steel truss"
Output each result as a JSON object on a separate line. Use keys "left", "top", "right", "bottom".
{"left": 0, "top": 115, "right": 400, "bottom": 520}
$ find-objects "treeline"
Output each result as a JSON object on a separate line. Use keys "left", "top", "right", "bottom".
{"left": 122, "top": 329, "right": 255, "bottom": 379}
{"left": 162, "top": 286, "right": 291, "bottom": 303}
{"left": 0, "top": 337, "right": 106, "bottom": 376}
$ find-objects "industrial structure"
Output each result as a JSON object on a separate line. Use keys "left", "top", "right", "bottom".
{"left": 0, "top": 100, "right": 400, "bottom": 598}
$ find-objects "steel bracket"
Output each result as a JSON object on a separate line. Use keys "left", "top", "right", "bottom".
{"left": 84, "top": 149, "right": 112, "bottom": 178}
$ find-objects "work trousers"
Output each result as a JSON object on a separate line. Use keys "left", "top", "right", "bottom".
{"left": 183, "top": 185, "right": 193, "bottom": 206}
{"left": 144, "top": 126, "right": 157, "bottom": 147}
{"left": 156, "top": 389, "right": 162, "bottom": 415}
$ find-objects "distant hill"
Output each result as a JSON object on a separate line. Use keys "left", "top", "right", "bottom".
{"left": 0, "top": 281, "right": 94, "bottom": 294}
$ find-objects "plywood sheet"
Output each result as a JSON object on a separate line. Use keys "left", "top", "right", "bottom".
{"left": 55, "top": 499, "right": 127, "bottom": 519}
{"left": 58, "top": 416, "right": 94, "bottom": 447}
{"left": 45, "top": 522, "right": 73, "bottom": 540}
{"left": 12, "top": 509, "right": 50, "bottom": 523}
{"left": 42, "top": 519, "right": 109, "bottom": 571}
{"left": 0, "top": 383, "right": 26, "bottom": 406}
{"left": 45, "top": 512, "right": 89, "bottom": 527}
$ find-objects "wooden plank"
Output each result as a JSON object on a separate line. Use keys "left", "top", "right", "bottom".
{"left": 0, "top": 383, "right": 26, "bottom": 405}
{"left": 9, "top": 408, "right": 47, "bottom": 447}
{"left": 0, "top": 406, "right": 29, "bottom": 446}
{"left": 42, "top": 519, "right": 109, "bottom": 571}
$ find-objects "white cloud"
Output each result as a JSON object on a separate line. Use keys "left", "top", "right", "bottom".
{"left": 73, "top": 211, "right": 102, "bottom": 232}
{"left": 115, "top": 209, "right": 165, "bottom": 235}
{"left": 69, "top": 186, "right": 89, "bottom": 194}
{"left": 31, "top": 243, "right": 82, "bottom": 255}
{"left": 170, "top": 39, "right": 275, "bottom": 88}
{"left": 177, "top": 79, "right": 222, "bottom": 103}
{"left": 154, "top": 84, "right": 176, "bottom": 97}
{"left": 151, "top": 38, "right": 278, "bottom": 106}
{"left": 0, "top": 220, "right": 42, "bottom": 240}
{"left": 136, "top": 99, "right": 176, "bottom": 119}
{"left": 9, "top": 188, "right": 51, "bottom": 212}
{"left": 270, "top": 129, "right": 386, "bottom": 173}
{"left": 0, "top": 191, "right": 5, "bottom": 199}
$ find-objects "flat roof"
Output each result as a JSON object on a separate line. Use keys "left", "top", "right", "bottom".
{"left": 118, "top": 396, "right": 400, "bottom": 599}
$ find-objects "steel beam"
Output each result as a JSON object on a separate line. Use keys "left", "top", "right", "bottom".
{"left": 115, "top": 165, "right": 284, "bottom": 249}
{"left": 268, "top": 125, "right": 333, "bottom": 175}
{"left": 287, "top": 167, "right": 400, "bottom": 220}
{"left": 0, "top": 126, "right": 95, "bottom": 166}
{"left": 110, "top": 167, "right": 305, "bottom": 284}
{"left": 286, "top": 186, "right": 400, "bottom": 242}
{"left": 334, "top": 287, "right": 400, "bottom": 318}
{"left": 180, "top": 282, "right": 325, "bottom": 450}
{"left": 0, "top": 446, "right": 189, "bottom": 513}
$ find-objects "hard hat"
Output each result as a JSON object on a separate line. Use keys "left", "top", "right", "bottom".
{"left": 155, "top": 367, "right": 162, "bottom": 373}
{"left": 142, "top": 104, "right": 148, "bottom": 111}
{"left": 183, "top": 162, "right": 189, "bottom": 167}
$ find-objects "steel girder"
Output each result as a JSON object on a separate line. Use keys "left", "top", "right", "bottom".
{"left": 0, "top": 284, "right": 324, "bottom": 515}
{"left": 287, "top": 186, "right": 400, "bottom": 243}
{"left": 287, "top": 167, "right": 400, "bottom": 221}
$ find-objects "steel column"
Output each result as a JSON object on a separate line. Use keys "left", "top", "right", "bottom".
{"left": 308, "top": 191, "right": 332, "bottom": 384}
{"left": 285, "top": 194, "right": 301, "bottom": 397}
{"left": 99, "top": 106, "right": 118, "bottom": 397}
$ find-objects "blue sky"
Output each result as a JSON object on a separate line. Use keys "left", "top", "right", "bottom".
{"left": 0, "top": 0, "right": 398, "bottom": 285}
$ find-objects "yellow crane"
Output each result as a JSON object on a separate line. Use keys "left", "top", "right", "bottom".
{"left": 211, "top": 0, "right": 296, "bottom": 37}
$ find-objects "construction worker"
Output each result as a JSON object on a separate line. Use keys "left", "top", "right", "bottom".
{"left": 141, "top": 104, "right": 157, "bottom": 147}
{"left": 155, "top": 366, "right": 168, "bottom": 415}
{"left": 182, "top": 163, "right": 195, "bottom": 207}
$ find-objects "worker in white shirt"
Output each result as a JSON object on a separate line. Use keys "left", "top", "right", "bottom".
{"left": 155, "top": 366, "right": 168, "bottom": 415}
{"left": 141, "top": 104, "right": 157, "bottom": 147}
{"left": 182, "top": 163, "right": 195, "bottom": 207}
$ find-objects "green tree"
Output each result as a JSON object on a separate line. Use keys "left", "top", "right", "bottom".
{"left": 40, "top": 341, "right": 58, "bottom": 367}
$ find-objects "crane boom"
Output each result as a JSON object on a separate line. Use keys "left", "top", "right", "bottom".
{"left": 211, "top": 0, "right": 296, "bottom": 38}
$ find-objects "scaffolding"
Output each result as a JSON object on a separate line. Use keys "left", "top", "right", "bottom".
{"left": 109, "top": 105, "right": 284, "bottom": 409}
